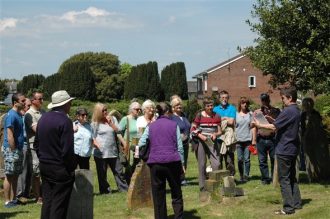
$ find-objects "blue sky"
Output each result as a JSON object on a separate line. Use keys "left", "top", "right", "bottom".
{"left": 0, "top": 0, "right": 257, "bottom": 80}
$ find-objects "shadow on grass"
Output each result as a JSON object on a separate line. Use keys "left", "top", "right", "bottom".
{"left": 301, "top": 198, "right": 312, "bottom": 207}
{"left": 0, "top": 211, "right": 29, "bottom": 218}
{"left": 169, "top": 209, "right": 201, "bottom": 219}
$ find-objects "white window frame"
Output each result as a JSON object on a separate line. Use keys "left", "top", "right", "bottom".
{"left": 248, "top": 75, "right": 256, "bottom": 88}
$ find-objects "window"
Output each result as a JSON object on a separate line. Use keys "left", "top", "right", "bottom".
{"left": 248, "top": 75, "right": 256, "bottom": 87}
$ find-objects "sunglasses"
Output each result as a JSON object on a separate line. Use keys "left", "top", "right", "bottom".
{"left": 134, "top": 108, "right": 141, "bottom": 111}
{"left": 102, "top": 109, "right": 108, "bottom": 112}
{"left": 80, "top": 114, "right": 88, "bottom": 117}
{"left": 205, "top": 104, "right": 214, "bottom": 108}
{"left": 35, "top": 97, "right": 43, "bottom": 101}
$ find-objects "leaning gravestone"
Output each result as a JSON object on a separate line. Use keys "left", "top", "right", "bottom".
{"left": 67, "top": 169, "right": 93, "bottom": 219}
{"left": 127, "top": 161, "right": 153, "bottom": 210}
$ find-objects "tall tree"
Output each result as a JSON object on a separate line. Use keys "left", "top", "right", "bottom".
{"left": 243, "top": 0, "right": 330, "bottom": 94}
{"left": 58, "top": 52, "right": 120, "bottom": 101}
{"left": 161, "top": 62, "right": 188, "bottom": 100}
{"left": 124, "top": 61, "right": 163, "bottom": 100}
{"left": 60, "top": 61, "right": 96, "bottom": 100}
{"left": 17, "top": 74, "right": 45, "bottom": 95}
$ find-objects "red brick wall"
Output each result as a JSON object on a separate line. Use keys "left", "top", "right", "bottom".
{"left": 204, "top": 56, "right": 282, "bottom": 107}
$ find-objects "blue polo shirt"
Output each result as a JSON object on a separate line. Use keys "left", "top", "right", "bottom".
{"left": 3, "top": 109, "right": 24, "bottom": 150}
{"left": 274, "top": 104, "right": 300, "bottom": 156}
{"left": 213, "top": 104, "right": 237, "bottom": 119}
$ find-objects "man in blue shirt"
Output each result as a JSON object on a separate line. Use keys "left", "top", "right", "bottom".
{"left": 2, "top": 93, "right": 26, "bottom": 208}
{"left": 213, "top": 90, "right": 236, "bottom": 175}
{"left": 253, "top": 87, "right": 302, "bottom": 215}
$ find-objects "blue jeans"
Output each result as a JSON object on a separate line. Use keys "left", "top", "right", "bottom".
{"left": 257, "top": 137, "right": 275, "bottom": 182}
{"left": 236, "top": 141, "right": 251, "bottom": 178}
{"left": 277, "top": 154, "right": 302, "bottom": 213}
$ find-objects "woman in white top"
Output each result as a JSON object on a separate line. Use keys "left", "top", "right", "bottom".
{"left": 92, "top": 103, "right": 128, "bottom": 194}
{"left": 235, "top": 97, "right": 256, "bottom": 183}
{"left": 136, "top": 99, "right": 156, "bottom": 135}
{"left": 73, "top": 108, "right": 93, "bottom": 170}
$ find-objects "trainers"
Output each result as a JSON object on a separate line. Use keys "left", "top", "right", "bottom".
{"left": 274, "top": 209, "right": 294, "bottom": 215}
{"left": 4, "top": 201, "right": 18, "bottom": 208}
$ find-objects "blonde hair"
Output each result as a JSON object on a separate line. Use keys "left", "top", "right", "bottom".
{"left": 92, "top": 103, "right": 105, "bottom": 124}
{"left": 170, "top": 97, "right": 182, "bottom": 107}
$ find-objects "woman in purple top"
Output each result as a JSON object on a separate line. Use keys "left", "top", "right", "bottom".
{"left": 138, "top": 102, "right": 184, "bottom": 219}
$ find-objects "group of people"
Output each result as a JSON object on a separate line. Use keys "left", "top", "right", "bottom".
{"left": 1, "top": 86, "right": 323, "bottom": 218}
{"left": 190, "top": 88, "right": 303, "bottom": 216}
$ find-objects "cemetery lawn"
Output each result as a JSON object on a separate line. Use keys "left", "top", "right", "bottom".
{"left": 1, "top": 151, "right": 330, "bottom": 219}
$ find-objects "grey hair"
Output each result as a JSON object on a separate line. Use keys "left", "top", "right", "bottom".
{"left": 128, "top": 101, "right": 141, "bottom": 113}
{"left": 142, "top": 99, "right": 156, "bottom": 113}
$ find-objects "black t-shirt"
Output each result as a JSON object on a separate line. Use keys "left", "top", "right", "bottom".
{"left": 274, "top": 104, "right": 301, "bottom": 156}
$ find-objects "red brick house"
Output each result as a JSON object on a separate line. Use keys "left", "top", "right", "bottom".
{"left": 193, "top": 54, "right": 282, "bottom": 106}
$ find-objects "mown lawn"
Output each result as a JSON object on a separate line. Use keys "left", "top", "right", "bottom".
{"left": 1, "top": 151, "right": 330, "bottom": 219}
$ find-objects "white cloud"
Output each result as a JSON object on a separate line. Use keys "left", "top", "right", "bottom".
{"left": 0, "top": 18, "right": 19, "bottom": 32}
{"left": 60, "top": 7, "right": 110, "bottom": 23}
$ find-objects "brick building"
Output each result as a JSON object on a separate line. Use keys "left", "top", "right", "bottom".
{"left": 193, "top": 54, "right": 281, "bottom": 106}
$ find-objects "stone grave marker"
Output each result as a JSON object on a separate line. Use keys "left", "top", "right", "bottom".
{"left": 67, "top": 169, "right": 93, "bottom": 219}
{"left": 127, "top": 161, "right": 153, "bottom": 210}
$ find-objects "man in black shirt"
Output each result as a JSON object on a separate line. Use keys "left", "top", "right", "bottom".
{"left": 34, "top": 90, "right": 76, "bottom": 219}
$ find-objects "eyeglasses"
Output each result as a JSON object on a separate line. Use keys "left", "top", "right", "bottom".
{"left": 102, "top": 109, "right": 107, "bottom": 112}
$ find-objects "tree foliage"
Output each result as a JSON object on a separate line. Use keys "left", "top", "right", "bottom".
{"left": 58, "top": 52, "right": 120, "bottom": 101}
{"left": 124, "top": 61, "right": 164, "bottom": 101}
{"left": 244, "top": 0, "right": 330, "bottom": 94}
{"left": 16, "top": 74, "right": 45, "bottom": 96}
{"left": 60, "top": 61, "right": 96, "bottom": 100}
{"left": 43, "top": 73, "right": 61, "bottom": 99}
{"left": 0, "top": 80, "right": 8, "bottom": 100}
{"left": 161, "top": 62, "right": 188, "bottom": 100}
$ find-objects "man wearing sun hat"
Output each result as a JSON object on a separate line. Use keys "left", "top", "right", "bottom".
{"left": 34, "top": 90, "right": 77, "bottom": 219}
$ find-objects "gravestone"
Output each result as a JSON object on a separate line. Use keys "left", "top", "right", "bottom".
{"left": 200, "top": 170, "right": 230, "bottom": 202}
{"left": 127, "top": 161, "right": 153, "bottom": 210}
{"left": 67, "top": 169, "right": 93, "bottom": 219}
{"left": 221, "top": 176, "right": 245, "bottom": 197}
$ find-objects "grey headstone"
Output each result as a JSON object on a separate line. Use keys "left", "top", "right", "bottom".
{"left": 223, "top": 176, "right": 236, "bottom": 188}
{"left": 67, "top": 169, "right": 93, "bottom": 219}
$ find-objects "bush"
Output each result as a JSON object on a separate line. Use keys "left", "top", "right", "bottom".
{"left": 315, "top": 95, "right": 330, "bottom": 116}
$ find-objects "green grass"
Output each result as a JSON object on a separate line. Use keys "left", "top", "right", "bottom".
{"left": 1, "top": 152, "right": 330, "bottom": 219}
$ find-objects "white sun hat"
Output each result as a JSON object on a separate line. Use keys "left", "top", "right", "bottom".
{"left": 47, "top": 90, "right": 75, "bottom": 109}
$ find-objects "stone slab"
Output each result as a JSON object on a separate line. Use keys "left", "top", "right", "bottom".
{"left": 127, "top": 161, "right": 153, "bottom": 210}
{"left": 205, "top": 179, "right": 220, "bottom": 192}
{"left": 208, "top": 170, "right": 230, "bottom": 181}
{"left": 67, "top": 169, "right": 93, "bottom": 219}
{"left": 223, "top": 176, "right": 236, "bottom": 188}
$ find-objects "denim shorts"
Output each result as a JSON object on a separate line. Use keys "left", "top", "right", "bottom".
{"left": 3, "top": 147, "right": 24, "bottom": 175}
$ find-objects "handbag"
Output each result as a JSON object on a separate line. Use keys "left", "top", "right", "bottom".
{"left": 139, "top": 138, "right": 150, "bottom": 162}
